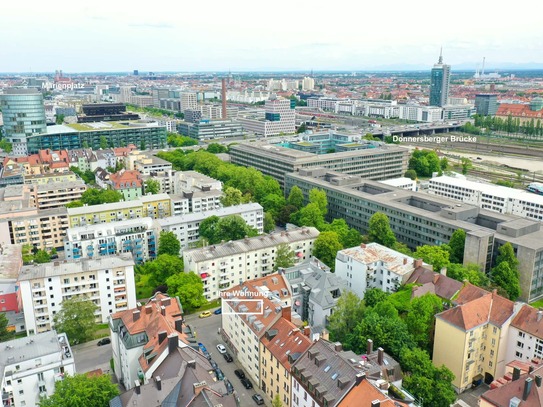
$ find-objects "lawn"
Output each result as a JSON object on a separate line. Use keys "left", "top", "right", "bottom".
{"left": 530, "top": 299, "right": 543, "bottom": 309}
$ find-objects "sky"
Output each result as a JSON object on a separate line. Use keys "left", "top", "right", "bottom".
{"left": 1, "top": 0, "right": 543, "bottom": 73}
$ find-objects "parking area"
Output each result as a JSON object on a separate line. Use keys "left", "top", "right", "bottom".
{"left": 185, "top": 310, "right": 269, "bottom": 406}
{"left": 72, "top": 338, "right": 113, "bottom": 374}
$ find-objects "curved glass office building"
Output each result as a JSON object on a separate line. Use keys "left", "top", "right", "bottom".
{"left": 0, "top": 88, "right": 47, "bottom": 156}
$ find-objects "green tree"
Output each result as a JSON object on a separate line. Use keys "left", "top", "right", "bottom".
{"left": 66, "top": 201, "right": 84, "bottom": 208}
{"left": 200, "top": 215, "right": 258, "bottom": 245}
{"left": 263, "top": 212, "right": 275, "bottom": 234}
{"left": 55, "top": 114, "right": 65, "bottom": 124}
{"left": 206, "top": 143, "right": 228, "bottom": 154}
{"left": 167, "top": 134, "right": 198, "bottom": 147}
{"left": 491, "top": 262, "right": 521, "bottom": 300}
{"left": 39, "top": 373, "right": 119, "bottom": 407}
{"left": 414, "top": 245, "right": 450, "bottom": 272}
{"left": 272, "top": 394, "right": 284, "bottom": 407}
{"left": 261, "top": 194, "right": 286, "bottom": 220}
{"left": 52, "top": 297, "right": 98, "bottom": 345}
{"left": 440, "top": 157, "right": 449, "bottom": 171}
{"left": 367, "top": 213, "right": 396, "bottom": 248}
{"left": 296, "top": 123, "right": 307, "bottom": 134}
{"left": 328, "top": 291, "right": 365, "bottom": 345}
{"left": 447, "top": 228, "right": 466, "bottom": 264}
{"left": 461, "top": 157, "right": 472, "bottom": 175}
{"left": 363, "top": 288, "right": 389, "bottom": 308}
{"left": 291, "top": 203, "right": 326, "bottom": 229}
{"left": 138, "top": 254, "right": 184, "bottom": 288}
{"left": 158, "top": 231, "right": 181, "bottom": 257}
{"left": 277, "top": 204, "right": 298, "bottom": 227}
{"left": 221, "top": 187, "right": 244, "bottom": 207}
{"left": 324, "top": 218, "right": 362, "bottom": 248}
{"left": 99, "top": 136, "right": 108, "bottom": 149}
{"left": 144, "top": 179, "right": 160, "bottom": 195}
{"left": 495, "top": 242, "right": 519, "bottom": 271}
{"left": 80, "top": 188, "right": 122, "bottom": 205}
{"left": 447, "top": 263, "right": 490, "bottom": 287}
{"left": 140, "top": 140, "right": 146, "bottom": 150}
{"left": 166, "top": 272, "right": 206, "bottom": 312}
{"left": 33, "top": 250, "right": 51, "bottom": 264}
{"left": 0, "top": 313, "right": 14, "bottom": 342}
{"left": 309, "top": 188, "right": 328, "bottom": 216}
{"left": 273, "top": 243, "right": 296, "bottom": 271}
{"left": 405, "top": 293, "right": 443, "bottom": 352}
{"left": 404, "top": 169, "right": 417, "bottom": 180}
{"left": 312, "top": 232, "right": 343, "bottom": 271}
{"left": 0, "top": 138, "right": 13, "bottom": 153}
{"left": 408, "top": 150, "right": 442, "bottom": 177}
{"left": 199, "top": 216, "right": 220, "bottom": 244}
{"left": 21, "top": 244, "right": 34, "bottom": 264}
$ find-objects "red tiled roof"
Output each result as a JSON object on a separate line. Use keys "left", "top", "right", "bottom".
{"left": 110, "top": 293, "right": 186, "bottom": 373}
{"left": 497, "top": 104, "right": 543, "bottom": 120}
{"left": 437, "top": 287, "right": 515, "bottom": 331}
{"left": 109, "top": 170, "right": 142, "bottom": 189}
{"left": 260, "top": 318, "right": 311, "bottom": 371}
{"left": 339, "top": 378, "right": 407, "bottom": 407}
{"left": 511, "top": 305, "right": 543, "bottom": 339}
{"left": 481, "top": 365, "right": 543, "bottom": 407}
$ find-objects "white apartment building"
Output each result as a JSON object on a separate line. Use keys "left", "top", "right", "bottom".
{"left": 180, "top": 92, "right": 198, "bottom": 112}
{"left": 157, "top": 119, "right": 179, "bottom": 133}
{"left": 429, "top": 175, "right": 543, "bottom": 220}
{"left": 302, "top": 77, "right": 315, "bottom": 91}
{"left": 238, "top": 97, "right": 296, "bottom": 136}
{"left": 221, "top": 274, "right": 293, "bottom": 384}
{"left": 63, "top": 217, "right": 157, "bottom": 263}
{"left": 170, "top": 190, "right": 222, "bottom": 215}
{"left": 158, "top": 203, "right": 264, "bottom": 256}
{"left": 506, "top": 305, "right": 543, "bottom": 363}
{"left": 355, "top": 100, "right": 400, "bottom": 118}
{"left": 18, "top": 254, "right": 137, "bottom": 335}
{"left": 174, "top": 171, "right": 222, "bottom": 196}
{"left": 379, "top": 177, "right": 417, "bottom": 191}
{"left": 184, "top": 227, "right": 319, "bottom": 300}
{"left": 35, "top": 181, "right": 87, "bottom": 210}
{"left": 335, "top": 243, "right": 427, "bottom": 299}
{"left": 0, "top": 331, "right": 76, "bottom": 407}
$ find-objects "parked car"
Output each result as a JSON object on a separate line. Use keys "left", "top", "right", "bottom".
{"left": 214, "top": 308, "right": 222, "bottom": 315}
{"left": 224, "top": 379, "right": 234, "bottom": 394}
{"left": 199, "top": 311, "right": 212, "bottom": 318}
{"left": 223, "top": 352, "right": 233, "bottom": 362}
{"left": 97, "top": 338, "right": 111, "bottom": 346}
{"left": 234, "top": 369, "right": 246, "bottom": 380}
{"left": 216, "top": 344, "right": 227, "bottom": 354}
{"left": 241, "top": 378, "right": 253, "bottom": 389}
{"left": 252, "top": 394, "right": 265, "bottom": 405}
{"left": 215, "top": 368, "right": 224, "bottom": 381}
{"left": 209, "top": 359, "right": 218, "bottom": 369}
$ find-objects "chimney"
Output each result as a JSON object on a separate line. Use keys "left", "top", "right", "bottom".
{"left": 529, "top": 366, "right": 535, "bottom": 374}
{"left": 155, "top": 376, "right": 162, "bottom": 391}
{"left": 133, "top": 310, "right": 140, "bottom": 322}
{"left": 303, "top": 326, "right": 310, "bottom": 337}
{"left": 440, "top": 267, "right": 447, "bottom": 276}
{"left": 367, "top": 339, "right": 373, "bottom": 355}
{"left": 538, "top": 310, "right": 543, "bottom": 322}
{"left": 168, "top": 333, "right": 178, "bottom": 353}
{"left": 371, "top": 400, "right": 380, "bottom": 407}
{"left": 523, "top": 377, "right": 533, "bottom": 401}
{"left": 145, "top": 305, "right": 153, "bottom": 314}
{"left": 414, "top": 259, "right": 423, "bottom": 268}
{"left": 403, "top": 258, "right": 407, "bottom": 265}
{"left": 174, "top": 318, "right": 183, "bottom": 333}
{"left": 360, "top": 243, "right": 366, "bottom": 249}
{"left": 187, "top": 360, "right": 196, "bottom": 369}
{"left": 334, "top": 342, "right": 343, "bottom": 352}
{"left": 221, "top": 78, "right": 227, "bottom": 120}
{"left": 282, "top": 305, "right": 291, "bottom": 322}
{"left": 355, "top": 372, "right": 365, "bottom": 386}
{"left": 377, "top": 347, "right": 384, "bottom": 365}
{"left": 158, "top": 331, "right": 167, "bottom": 344}
{"left": 513, "top": 367, "right": 521, "bottom": 381}
{"left": 161, "top": 297, "right": 171, "bottom": 307}
{"left": 536, "top": 375, "right": 543, "bottom": 387}
{"left": 160, "top": 305, "right": 166, "bottom": 316}
{"left": 134, "top": 380, "right": 141, "bottom": 394}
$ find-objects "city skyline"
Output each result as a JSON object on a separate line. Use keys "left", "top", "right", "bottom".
{"left": 2, "top": 0, "right": 543, "bottom": 73}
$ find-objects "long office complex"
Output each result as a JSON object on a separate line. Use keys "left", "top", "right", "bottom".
{"left": 285, "top": 168, "right": 543, "bottom": 302}
{"left": 230, "top": 141, "right": 408, "bottom": 188}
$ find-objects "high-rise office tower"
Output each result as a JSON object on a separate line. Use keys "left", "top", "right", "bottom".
{"left": 430, "top": 50, "right": 451, "bottom": 107}
{"left": 0, "top": 88, "right": 47, "bottom": 156}
{"left": 475, "top": 94, "right": 498, "bottom": 116}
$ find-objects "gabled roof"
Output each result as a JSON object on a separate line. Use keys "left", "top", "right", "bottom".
{"left": 109, "top": 169, "right": 142, "bottom": 189}
{"left": 407, "top": 268, "right": 463, "bottom": 301}
{"left": 511, "top": 305, "right": 543, "bottom": 340}
{"left": 338, "top": 378, "right": 408, "bottom": 407}
{"left": 261, "top": 317, "right": 312, "bottom": 371}
{"left": 480, "top": 365, "right": 543, "bottom": 407}
{"left": 437, "top": 287, "right": 515, "bottom": 331}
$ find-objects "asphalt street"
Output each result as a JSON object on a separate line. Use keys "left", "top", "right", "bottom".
{"left": 185, "top": 309, "right": 270, "bottom": 407}
{"left": 72, "top": 338, "right": 113, "bottom": 374}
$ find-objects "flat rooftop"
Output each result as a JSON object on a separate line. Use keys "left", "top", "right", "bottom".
{"left": 158, "top": 203, "right": 262, "bottom": 227}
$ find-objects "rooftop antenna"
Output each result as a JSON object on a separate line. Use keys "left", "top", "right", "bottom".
{"left": 438, "top": 47, "right": 443, "bottom": 64}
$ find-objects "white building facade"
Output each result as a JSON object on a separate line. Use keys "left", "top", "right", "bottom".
{"left": 184, "top": 227, "right": 319, "bottom": 300}
{"left": 18, "top": 255, "right": 137, "bottom": 335}
{"left": 0, "top": 331, "right": 76, "bottom": 407}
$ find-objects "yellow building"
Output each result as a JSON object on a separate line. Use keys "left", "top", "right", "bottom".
{"left": 24, "top": 172, "right": 78, "bottom": 185}
{"left": 259, "top": 317, "right": 312, "bottom": 406}
{"left": 67, "top": 193, "right": 171, "bottom": 227}
{"left": 433, "top": 284, "right": 516, "bottom": 393}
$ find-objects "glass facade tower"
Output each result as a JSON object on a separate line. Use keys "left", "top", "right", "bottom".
{"left": 0, "top": 88, "right": 47, "bottom": 156}
{"left": 430, "top": 52, "right": 451, "bottom": 107}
